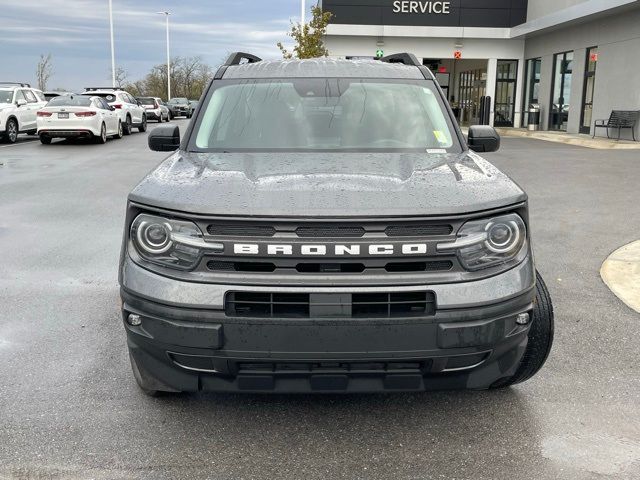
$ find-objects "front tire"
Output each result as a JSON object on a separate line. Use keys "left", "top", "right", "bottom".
{"left": 123, "top": 115, "right": 132, "bottom": 135}
{"left": 4, "top": 118, "right": 19, "bottom": 144}
{"left": 492, "top": 271, "right": 554, "bottom": 388}
{"left": 138, "top": 115, "right": 147, "bottom": 133}
{"left": 95, "top": 123, "right": 107, "bottom": 144}
{"left": 113, "top": 121, "right": 123, "bottom": 139}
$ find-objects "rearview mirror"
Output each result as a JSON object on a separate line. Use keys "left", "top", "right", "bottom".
{"left": 16, "top": 99, "right": 27, "bottom": 107}
{"left": 148, "top": 125, "right": 180, "bottom": 152}
{"left": 467, "top": 125, "right": 500, "bottom": 153}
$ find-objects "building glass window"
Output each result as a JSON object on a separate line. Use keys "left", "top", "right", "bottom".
{"left": 494, "top": 60, "right": 518, "bottom": 127}
{"left": 580, "top": 47, "right": 598, "bottom": 134}
{"left": 523, "top": 58, "right": 541, "bottom": 126}
{"left": 550, "top": 51, "right": 574, "bottom": 131}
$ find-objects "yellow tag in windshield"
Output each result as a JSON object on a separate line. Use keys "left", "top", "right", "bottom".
{"left": 433, "top": 130, "right": 447, "bottom": 144}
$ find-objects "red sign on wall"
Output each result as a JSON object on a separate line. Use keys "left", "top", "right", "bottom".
{"left": 454, "top": 50, "right": 462, "bottom": 59}
{"left": 590, "top": 53, "right": 598, "bottom": 62}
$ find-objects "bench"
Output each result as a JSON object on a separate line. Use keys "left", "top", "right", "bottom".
{"left": 593, "top": 110, "right": 639, "bottom": 141}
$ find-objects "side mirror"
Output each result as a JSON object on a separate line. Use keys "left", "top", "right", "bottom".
{"left": 148, "top": 125, "right": 180, "bottom": 152}
{"left": 467, "top": 125, "right": 500, "bottom": 153}
{"left": 16, "top": 99, "right": 27, "bottom": 107}
{"left": 110, "top": 106, "right": 116, "bottom": 111}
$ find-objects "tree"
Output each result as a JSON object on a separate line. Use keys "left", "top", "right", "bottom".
{"left": 122, "top": 56, "right": 213, "bottom": 101}
{"left": 278, "top": 6, "right": 333, "bottom": 59}
{"left": 114, "top": 67, "right": 128, "bottom": 88}
{"left": 36, "top": 53, "right": 53, "bottom": 91}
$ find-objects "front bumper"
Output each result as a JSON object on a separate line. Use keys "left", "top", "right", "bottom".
{"left": 121, "top": 257, "right": 535, "bottom": 393}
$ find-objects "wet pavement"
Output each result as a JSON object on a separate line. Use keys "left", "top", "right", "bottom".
{"left": 0, "top": 129, "right": 639, "bottom": 479}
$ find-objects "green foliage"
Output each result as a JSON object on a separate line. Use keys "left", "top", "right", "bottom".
{"left": 277, "top": 6, "right": 333, "bottom": 59}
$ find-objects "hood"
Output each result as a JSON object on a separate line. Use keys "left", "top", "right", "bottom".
{"left": 129, "top": 151, "right": 526, "bottom": 217}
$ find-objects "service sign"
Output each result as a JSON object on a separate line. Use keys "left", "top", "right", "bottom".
{"left": 324, "top": 0, "right": 528, "bottom": 29}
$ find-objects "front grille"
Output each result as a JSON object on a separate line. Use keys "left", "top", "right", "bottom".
{"left": 296, "top": 226, "right": 365, "bottom": 237}
{"left": 385, "top": 225, "right": 453, "bottom": 236}
{"left": 207, "top": 224, "right": 276, "bottom": 237}
{"left": 225, "top": 291, "right": 436, "bottom": 318}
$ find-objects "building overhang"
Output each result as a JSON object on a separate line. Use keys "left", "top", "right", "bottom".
{"left": 510, "top": 0, "right": 639, "bottom": 38}
{"left": 326, "top": 0, "right": 640, "bottom": 40}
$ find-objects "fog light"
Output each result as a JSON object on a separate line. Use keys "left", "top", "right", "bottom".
{"left": 127, "top": 314, "right": 142, "bottom": 326}
{"left": 516, "top": 313, "right": 530, "bottom": 325}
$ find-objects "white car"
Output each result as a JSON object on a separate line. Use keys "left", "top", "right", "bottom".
{"left": 0, "top": 82, "right": 47, "bottom": 143}
{"left": 136, "top": 96, "right": 170, "bottom": 123}
{"left": 81, "top": 88, "right": 147, "bottom": 135}
{"left": 37, "top": 94, "right": 123, "bottom": 144}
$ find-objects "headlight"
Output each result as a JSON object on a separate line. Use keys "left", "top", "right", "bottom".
{"left": 130, "top": 214, "right": 222, "bottom": 270}
{"left": 437, "top": 213, "right": 527, "bottom": 271}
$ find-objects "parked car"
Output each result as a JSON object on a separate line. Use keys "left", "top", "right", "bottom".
{"left": 119, "top": 52, "right": 554, "bottom": 396}
{"left": 37, "top": 94, "right": 123, "bottom": 144}
{"left": 166, "top": 97, "right": 192, "bottom": 119}
{"left": 43, "top": 91, "right": 74, "bottom": 101}
{"left": 136, "top": 97, "right": 170, "bottom": 123}
{"left": 0, "top": 82, "right": 47, "bottom": 143}
{"left": 189, "top": 99, "right": 199, "bottom": 112}
{"left": 80, "top": 87, "right": 146, "bottom": 135}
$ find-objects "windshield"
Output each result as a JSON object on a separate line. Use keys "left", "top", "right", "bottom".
{"left": 0, "top": 90, "right": 13, "bottom": 103}
{"left": 47, "top": 95, "right": 92, "bottom": 107}
{"left": 192, "top": 79, "right": 459, "bottom": 152}
{"left": 169, "top": 97, "right": 188, "bottom": 103}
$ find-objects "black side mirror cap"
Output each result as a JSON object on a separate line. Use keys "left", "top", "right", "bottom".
{"left": 467, "top": 125, "right": 501, "bottom": 153}
{"left": 148, "top": 125, "right": 180, "bottom": 152}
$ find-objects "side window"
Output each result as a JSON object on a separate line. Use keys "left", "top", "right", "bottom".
{"left": 124, "top": 93, "right": 135, "bottom": 104}
{"left": 23, "top": 90, "right": 38, "bottom": 103}
{"left": 14, "top": 90, "right": 26, "bottom": 103}
{"left": 34, "top": 90, "right": 46, "bottom": 102}
{"left": 100, "top": 98, "right": 111, "bottom": 110}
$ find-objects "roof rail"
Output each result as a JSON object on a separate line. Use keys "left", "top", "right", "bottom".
{"left": 378, "top": 53, "right": 422, "bottom": 67}
{"left": 224, "top": 52, "right": 262, "bottom": 66}
{"left": 84, "top": 87, "right": 120, "bottom": 91}
{"left": 0, "top": 82, "right": 31, "bottom": 87}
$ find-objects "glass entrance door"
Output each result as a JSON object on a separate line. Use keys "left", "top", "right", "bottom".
{"left": 494, "top": 60, "right": 518, "bottom": 127}
{"left": 580, "top": 47, "right": 598, "bottom": 134}
{"left": 550, "top": 51, "right": 574, "bottom": 131}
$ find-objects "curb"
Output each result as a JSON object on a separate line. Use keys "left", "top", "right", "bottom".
{"left": 600, "top": 240, "right": 640, "bottom": 314}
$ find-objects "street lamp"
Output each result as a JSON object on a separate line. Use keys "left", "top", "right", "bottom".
{"left": 156, "top": 11, "right": 171, "bottom": 101}
{"left": 301, "top": 0, "right": 306, "bottom": 25}
{"left": 109, "top": 0, "right": 116, "bottom": 87}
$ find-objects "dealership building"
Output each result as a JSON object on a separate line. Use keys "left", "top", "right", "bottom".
{"left": 322, "top": 0, "right": 640, "bottom": 138}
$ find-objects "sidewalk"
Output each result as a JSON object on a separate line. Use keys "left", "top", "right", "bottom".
{"left": 494, "top": 128, "right": 640, "bottom": 150}
{"left": 601, "top": 240, "right": 640, "bottom": 314}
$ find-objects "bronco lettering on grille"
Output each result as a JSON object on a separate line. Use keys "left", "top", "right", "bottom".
{"left": 233, "top": 243, "right": 429, "bottom": 256}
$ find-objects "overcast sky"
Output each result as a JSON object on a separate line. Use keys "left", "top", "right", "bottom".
{"left": 1, "top": 0, "right": 302, "bottom": 91}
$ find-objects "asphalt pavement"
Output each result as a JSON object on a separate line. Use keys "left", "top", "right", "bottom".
{"left": 1, "top": 126, "right": 639, "bottom": 480}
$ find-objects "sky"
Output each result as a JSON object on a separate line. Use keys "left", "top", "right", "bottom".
{"left": 0, "top": 0, "right": 303, "bottom": 91}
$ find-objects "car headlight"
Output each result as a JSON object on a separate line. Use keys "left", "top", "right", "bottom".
{"left": 437, "top": 213, "right": 527, "bottom": 271}
{"left": 130, "top": 214, "right": 222, "bottom": 270}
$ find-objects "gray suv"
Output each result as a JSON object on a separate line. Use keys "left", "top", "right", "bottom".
{"left": 119, "top": 52, "right": 554, "bottom": 395}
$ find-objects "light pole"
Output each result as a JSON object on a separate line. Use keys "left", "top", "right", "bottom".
{"left": 156, "top": 11, "right": 171, "bottom": 101}
{"left": 109, "top": 0, "right": 116, "bottom": 87}
{"left": 301, "top": 0, "right": 306, "bottom": 25}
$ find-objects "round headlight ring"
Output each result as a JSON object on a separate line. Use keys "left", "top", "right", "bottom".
{"left": 136, "top": 220, "right": 173, "bottom": 254}
{"left": 484, "top": 220, "right": 521, "bottom": 254}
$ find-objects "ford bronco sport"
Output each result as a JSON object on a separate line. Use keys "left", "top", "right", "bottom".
{"left": 119, "top": 52, "right": 554, "bottom": 395}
